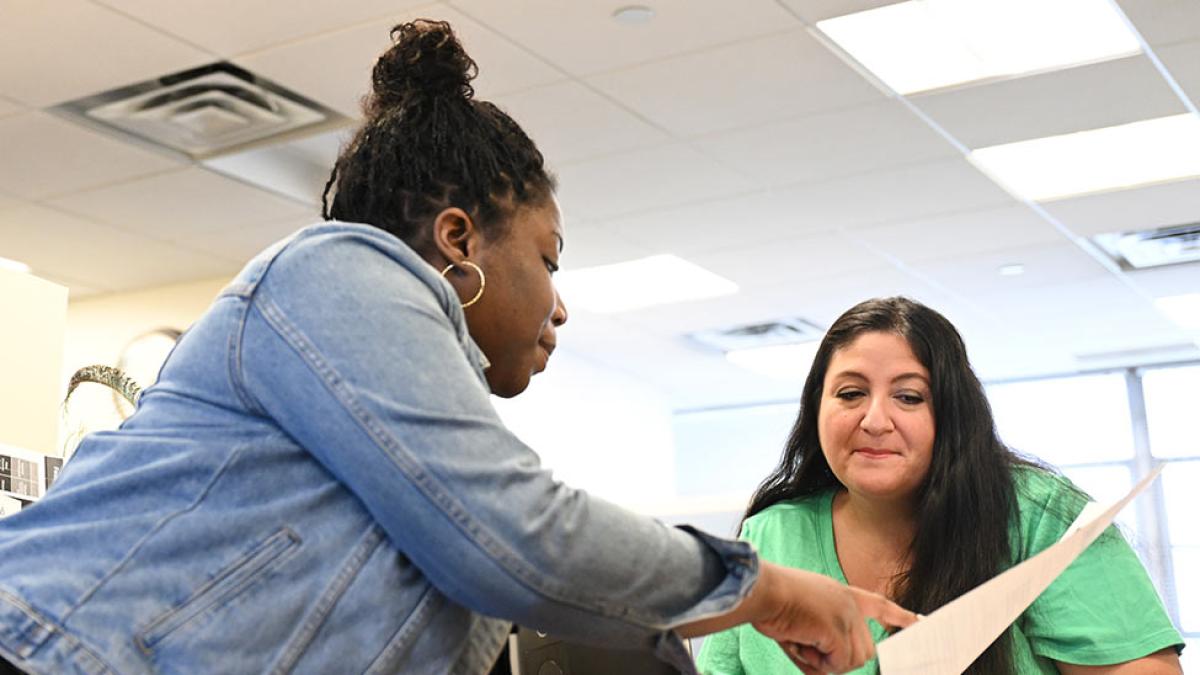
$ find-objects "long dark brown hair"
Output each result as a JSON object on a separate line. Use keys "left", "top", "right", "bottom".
{"left": 744, "top": 297, "right": 1031, "bottom": 674}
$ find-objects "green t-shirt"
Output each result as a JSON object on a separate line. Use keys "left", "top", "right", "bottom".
{"left": 695, "top": 468, "right": 1183, "bottom": 674}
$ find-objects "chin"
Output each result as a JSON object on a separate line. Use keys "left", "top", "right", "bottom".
{"left": 488, "top": 372, "right": 532, "bottom": 398}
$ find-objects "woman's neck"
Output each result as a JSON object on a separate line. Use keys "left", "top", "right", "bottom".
{"left": 835, "top": 485, "right": 916, "bottom": 538}
{"left": 832, "top": 489, "right": 919, "bottom": 575}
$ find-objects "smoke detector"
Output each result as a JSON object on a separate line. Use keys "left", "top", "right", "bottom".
{"left": 689, "top": 317, "right": 825, "bottom": 352}
{"left": 52, "top": 62, "right": 347, "bottom": 160}
{"left": 1092, "top": 222, "right": 1200, "bottom": 270}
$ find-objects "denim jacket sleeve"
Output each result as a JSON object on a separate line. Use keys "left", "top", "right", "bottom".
{"left": 234, "top": 227, "right": 758, "bottom": 659}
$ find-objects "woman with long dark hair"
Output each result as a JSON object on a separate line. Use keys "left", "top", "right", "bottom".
{"left": 697, "top": 297, "right": 1182, "bottom": 674}
{"left": 0, "top": 21, "right": 914, "bottom": 675}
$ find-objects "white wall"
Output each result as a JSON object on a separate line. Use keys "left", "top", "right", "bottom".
{"left": 0, "top": 268, "right": 67, "bottom": 455}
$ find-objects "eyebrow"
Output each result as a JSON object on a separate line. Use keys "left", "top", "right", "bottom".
{"left": 831, "top": 370, "right": 930, "bottom": 386}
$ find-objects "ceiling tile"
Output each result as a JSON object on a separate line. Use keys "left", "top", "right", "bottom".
{"left": 1116, "top": 0, "right": 1200, "bottom": 47}
{"left": 912, "top": 56, "right": 1186, "bottom": 149}
{"left": 48, "top": 167, "right": 315, "bottom": 241}
{"left": 235, "top": 4, "right": 564, "bottom": 119}
{"left": 1156, "top": 40, "right": 1200, "bottom": 108}
{"left": 177, "top": 217, "right": 310, "bottom": 265}
{"left": 554, "top": 144, "right": 755, "bottom": 222}
{"left": 0, "top": 0, "right": 211, "bottom": 107}
{"left": 448, "top": 0, "right": 800, "bottom": 76}
{"left": 1125, "top": 262, "right": 1200, "bottom": 298}
{"left": 757, "top": 265, "right": 954, "bottom": 329}
{"left": 910, "top": 242, "right": 1114, "bottom": 297}
{"left": 494, "top": 81, "right": 672, "bottom": 165}
{"left": 0, "top": 205, "right": 236, "bottom": 293}
{"left": 0, "top": 112, "right": 184, "bottom": 200}
{"left": 598, "top": 190, "right": 838, "bottom": 258}
{"left": 0, "top": 97, "right": 22, "bottom": 119}
{"left": 558, "top": 222, "right": 656, "bottom": 271}
{"left": 778, "top": 0, "right": 906, "bottom": 23}
{"left": 1042, "top": 176, "right": 1200, "bottom": 237}
{"left": 588, "top": 29, "right": 884, "bottom": 137}
{"left": 976, "top": 278, "right": 1188, "bottom": 360}
{"left": 773, "top": 158, "right": 1016, "bottom": 231}
{"left": 695, "top": 100, "right": 958, "bottom": 187}
{"left": 0, "top": 192, "right": 28, "bottom": 214}
{"left": 685, "top": 231, "right": 895, "bottom": 292}
{"left": 550, "top": 311, "right": 807, "bottom": 410}
{"left": 94, "top": 0, "right": 432, "bottom": 57}
{"left": 853, "top": 205, "right": 1068, "bottom": 265}
{"left": 203, "top": 127, "right": 352, "bottom": 206}
{"left": 979, "top": 275, "right": 1152, "bottom": 318}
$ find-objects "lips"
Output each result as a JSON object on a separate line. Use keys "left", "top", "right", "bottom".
{"left": 534, "top": 341, "right": 555, "bottom": 372}
{"left": 853, "top": 447, "right": 899, "bottom": 458}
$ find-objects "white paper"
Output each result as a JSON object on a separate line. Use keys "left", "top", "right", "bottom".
{"left": 876, "top": 464, "right": 1164, "bottom": 675}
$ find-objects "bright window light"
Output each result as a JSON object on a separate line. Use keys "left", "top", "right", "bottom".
{"left": 0, "top": 256, "right": 31, "bottom": 274}
{"left": 817, "top": 0, "right": 1141, "bottom": 95}
{"left": 1154, "top": 293, "right": 1200, "bottom": 331}
{"left": 969, "top": 114, "right": 1200, "bottom": 201}
{"left": 554, "top": 254, "right": 737, "bottom": 313}
{"left": 726, "top": 342, "right": 821, "bottom": 381}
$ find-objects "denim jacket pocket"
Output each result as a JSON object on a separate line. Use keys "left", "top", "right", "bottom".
{"left": 135, "top": 527, "right": 302, "bottom": 653}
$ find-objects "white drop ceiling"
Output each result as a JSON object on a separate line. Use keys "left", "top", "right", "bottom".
{"left": 2, "top": 0, "right": 1199, "bottom": 411}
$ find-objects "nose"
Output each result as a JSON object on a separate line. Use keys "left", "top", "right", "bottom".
{"left": 859, "top": 394, "right": 895, "bottom": 436}
{"left": 551, "top": 289, "right": 568, "bottom": 327}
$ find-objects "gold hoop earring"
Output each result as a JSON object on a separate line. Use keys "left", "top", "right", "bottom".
{"left": 440, "top": 260, "right": 486, "bottom": 308}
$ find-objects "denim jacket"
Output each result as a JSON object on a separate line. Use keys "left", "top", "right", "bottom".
{"left": 0, "top": 223, "right": 757, "bottom": 674}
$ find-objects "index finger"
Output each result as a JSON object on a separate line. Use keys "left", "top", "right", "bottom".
{"left": 855, "top": 590, "right": 920, "bottom": 631}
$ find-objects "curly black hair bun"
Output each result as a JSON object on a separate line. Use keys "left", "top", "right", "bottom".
{"left": 369, "top": 19, "right": 478, "bottom": 113}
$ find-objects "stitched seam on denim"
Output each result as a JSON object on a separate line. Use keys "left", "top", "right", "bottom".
{"left": 252, "top": 296, "right": 659, "bottom": 625}
{"left": 0, "top": 589, "right": 118, "bottom": 674}
{"left": 0, "top": 588, "right": 57, "bottom": 658}
{"left": 61, "top": 443, "right": 252, "bottom": 623}
{"left": 268, "top": 526, "right": 385, "bottom": 675}
{"left": 229, "top": 293, "right": 267, "bottom": 416}
{"left": 226, "top": 235, "right": 300, "bottom": 417}
{"left": 362, "top": 585, "right": 442, "bottom": 675}
{"left": 135, "top": 527, "right": 302, "bottom": 653}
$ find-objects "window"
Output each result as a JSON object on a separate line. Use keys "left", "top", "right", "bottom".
{"left": 987, "top": 373, "right": 1133, "bottom": 465}
{"left": 1144, "top": 365, "right": 1200, "bottom": 459}
{"left": 987, "top": 364, "right": 1200, "bottom": 653}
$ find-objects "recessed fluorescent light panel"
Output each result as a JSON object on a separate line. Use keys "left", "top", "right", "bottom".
{"left": 1154, "top": 293, "right": 1200, "bottom": 332}
{"left": 725, "top": 342, "right": 822, "bottom": 381}
{"left": 969, "top": 114, "right": 1200, "bottom": 201}
{"left": 0, "top": 256, "right": 31, "bottom": 274}
{"left": 554, "top": 254, "right": 737, "bottom": 313}
{"left": 817, "top": 0, "right": 1141, "bottom": 95}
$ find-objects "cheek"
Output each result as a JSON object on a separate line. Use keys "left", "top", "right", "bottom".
{"left": 817, "top": 406, "right": 849, "bottom": 453}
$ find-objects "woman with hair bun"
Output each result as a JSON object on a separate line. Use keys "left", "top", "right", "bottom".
{"left": 0, "top": 20, "right": 913, "bottom": 675}
{"left": 697, "top": 297, "right": 1183, "bottom": 675}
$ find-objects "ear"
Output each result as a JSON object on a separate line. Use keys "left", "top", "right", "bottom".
{"left": 429, "top": 207, "right": 480, "bottom": 268}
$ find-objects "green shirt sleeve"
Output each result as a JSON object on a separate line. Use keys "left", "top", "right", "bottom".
{"left": 1017, "top": 469, "right": 1184, "bottom": 666}
{"left": 695, "top": 626, "right": 747, "bottom": 675}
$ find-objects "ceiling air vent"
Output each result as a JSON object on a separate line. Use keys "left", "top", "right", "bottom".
{"left": 1092, "top": 222, "right": 1200, "bottom": 270}
{"left": 52, "top": 62, "right": 347, "bottom": 160}
{"left": 688, "top": 317, "right": 825, "bottom": 352}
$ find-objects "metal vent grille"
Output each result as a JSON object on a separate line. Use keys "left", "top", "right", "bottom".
{"left": 1092, "top": 222, "right": 1200, "bottom": 270}
{"left": 689, "top": 317, "right": 825, "bottom": 352}
{"left": 52, "top": 62, "right": 347, "bottom": 160}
